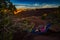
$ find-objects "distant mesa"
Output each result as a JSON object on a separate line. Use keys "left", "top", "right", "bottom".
{"left": 14, "top": 6, "right": 59, "bottom": 15}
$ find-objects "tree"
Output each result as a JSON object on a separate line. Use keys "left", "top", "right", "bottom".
{"left": 0, "top": 0, "right": 16, "bottom": 40}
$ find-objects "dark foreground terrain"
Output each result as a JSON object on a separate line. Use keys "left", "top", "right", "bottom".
{"left": 13, "top": 30, "right": 60, "bottom": 40}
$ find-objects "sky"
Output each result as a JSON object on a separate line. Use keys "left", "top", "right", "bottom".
{"left": 10, "top": 0, "right": 60, "bottom": 9}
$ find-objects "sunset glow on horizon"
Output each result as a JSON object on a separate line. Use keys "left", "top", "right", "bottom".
{"left": 11, "top": 0, "right": 60, "bottom": 14}
{"left": 10, "top": 0, "right": 60, "bottom": 9}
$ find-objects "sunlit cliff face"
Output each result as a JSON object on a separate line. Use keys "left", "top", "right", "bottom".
{"left": 14, "top": 8, "right": 27, "bottom": 14}
{"left": 14, "top": 7, "right": 36, "bottom": 14}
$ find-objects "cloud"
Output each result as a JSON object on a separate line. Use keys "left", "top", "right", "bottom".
{"left": 41, "top": 4, "right": 58, "bottom": 8}
{"left": 15, "top": 3, "right": 59, "bottom": 9}
{"left": 16, "top": 6, "right": 27, "bottom": 8}
{"left": 33, "top": 3, "right": 40, "bottom": 6}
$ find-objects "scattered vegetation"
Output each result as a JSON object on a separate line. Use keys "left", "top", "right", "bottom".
{"left": 0, "top": 0, "right": 60, "bottom": 40}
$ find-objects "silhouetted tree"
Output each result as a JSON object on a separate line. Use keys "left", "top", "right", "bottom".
{"left": 0, "top": 0, "right": 16, "bottom": 40}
